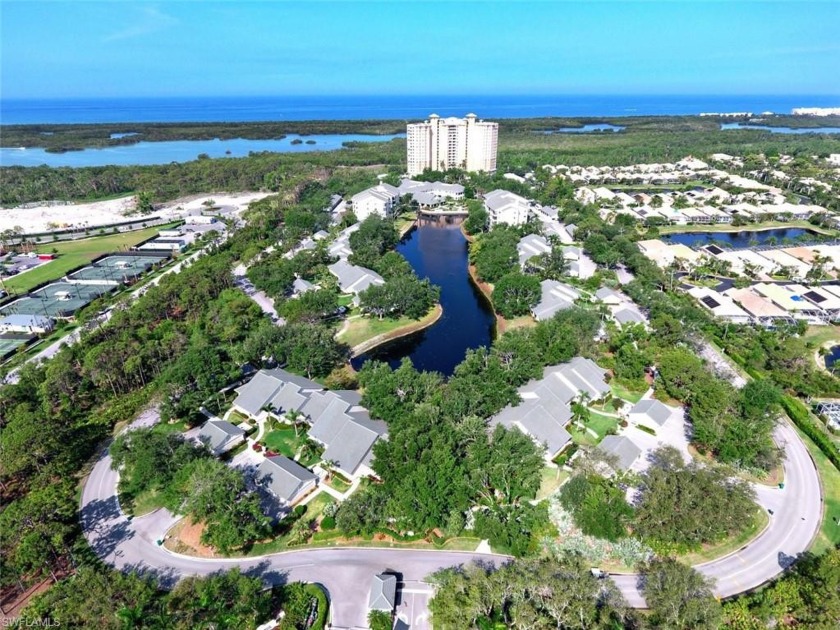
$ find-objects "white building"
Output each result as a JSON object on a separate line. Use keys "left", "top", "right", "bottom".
{"left": 484, "top": 189, "right": 531, "bottom": 227}
{"left": 406, "top": 113, "right": 498, "bottom": 176}
{"left": 350, "top": 183, "right": 400, "bottom": 221}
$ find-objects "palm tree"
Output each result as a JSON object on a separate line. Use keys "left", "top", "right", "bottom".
{"left": 321, "top": 459, "right": 337, "bottom": 481}
{"left": 286, "top": 408, "right": 305, "bottom": 437}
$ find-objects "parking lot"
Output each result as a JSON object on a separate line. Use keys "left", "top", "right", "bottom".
{"left": 394, "top": 581, "right": 434, "bottom": 630}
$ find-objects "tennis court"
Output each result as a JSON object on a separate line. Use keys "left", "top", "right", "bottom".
{"left": 0, "top": 282, "right": 115, "bottom": 318}
{"left": 68, "top": 254, "right": 169, "bottom": 283}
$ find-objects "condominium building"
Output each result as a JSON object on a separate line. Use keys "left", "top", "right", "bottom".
{"left": 406, "top": 113, "right": 498, "bottom": 176}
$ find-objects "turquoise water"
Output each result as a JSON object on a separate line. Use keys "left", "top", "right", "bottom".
{"left": 3, "top": 95, "right": 839, "bottom": 124}
{"left": 0, "top": 133, "right": 403, "bottom": 167}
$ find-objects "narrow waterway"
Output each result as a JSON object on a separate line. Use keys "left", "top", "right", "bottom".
{"left": 351, "top": 217, "right": 496, "bottom": 376}
{"left": 662, "top": 227, "right": 822, "bottom": 249}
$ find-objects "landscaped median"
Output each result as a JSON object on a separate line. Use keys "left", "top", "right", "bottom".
{"left": 340, "top": 303, "right": 443, "bottom": 357}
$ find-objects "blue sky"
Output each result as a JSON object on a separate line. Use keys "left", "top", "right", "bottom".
{"left": 2, "top": 1, "right": 839, "bottom": 99}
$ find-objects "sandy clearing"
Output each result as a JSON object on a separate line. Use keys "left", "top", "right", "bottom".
{"left": 0, "top": 191, "right": 273, "bottom": 233}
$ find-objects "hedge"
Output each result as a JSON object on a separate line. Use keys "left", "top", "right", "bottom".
{"left": 781, "top": 394, "right": 840, "bottom": 471}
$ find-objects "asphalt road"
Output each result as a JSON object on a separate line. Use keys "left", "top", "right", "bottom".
{"left": 610, "top": 421, "right": 822, "bottom": 606}
{"left": 81, "top": 407, "right": 822, "bottom": 627}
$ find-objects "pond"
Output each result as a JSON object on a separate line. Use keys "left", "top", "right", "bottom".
{"left": 538, "top": 123, "right": 625, "bottom": 134}
{"left": 0, "top": 133, "right": 404, "bottom": 168}
{"left": 351, "top": 217, "right": 496, "bottom": 376}
{"left": 720, "top": 123, "right": 840, "bottom": 135}
{"left": 825, "top": 345, "right": 840, "bottom": 371}
{"left": 662, "top": 227, "right": 823, "bottom": 249}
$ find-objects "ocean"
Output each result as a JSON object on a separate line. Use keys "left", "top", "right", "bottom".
{"left": 3, "top": 94, "right": 839, "bottom": 125}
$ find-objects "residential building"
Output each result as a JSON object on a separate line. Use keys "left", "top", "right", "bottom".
{"left": 517, "top": 233, "right": 552, "bottom": 268}
{"left": 483, "top": 189, "right": 532, "bottom": 227}
{"left": 196, "top": 419, "right": 246, "bottom": 456}
{"left": 257, "top": 455, "right": 318, "bottom": 507}
{"left": 350, "top": 183, "right": 400, "bottom": 221}
{"left": 406, "top": 113, "right": 498, "bottom": 176}
{"left": 628, "top": 399, "right": 673, "bottom": 428}
{"left": 597, "top": 435, "right": 642, "bottom": 472}
{"left": 328, "top": 260, "right": 385, "bottom": 297}
{"left": 492, "top": 357, "right": 610, "bottom": 461}
{"left": 532, "top": 280, "right": 581, "bottom": 322}
{"left": 688, "top": 286, "right": 751, "bottom": 324}
{"left": 231, "top": 369, "right": 387, "bottom": 480}
{"left": 368, "top": 573, "right": 397, "bottom": 613}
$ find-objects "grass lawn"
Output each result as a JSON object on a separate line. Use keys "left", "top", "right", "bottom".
{"left": 151, "top": 419, "right": 189, "bottom": 435}
{"left": 678, "top": 506, "right": 769, "bottom": 565}
{"left": 226, "top": 409, "right": 251, "bottom": 425}
{"left": 610, "top": 382, "right": 645, "bottom": 404}
{"left": 570, "top": 426, "right": 598, "bottom": 446}
{"left": 585, "top": 410, "right": 619, "bottom": 438}
{"left": 3, "top": 223, "right": 180, "bottom": 294}
{"left": 803, "top": 325, "right": 840, "bottom": 348}
{"left": 340, "top": 304, "right": 441, "bottom": 351}
{"left": 794, "top": 425, "right": 840, "bottom": 554}
{"left": 129, "top": 488, "right": 166, "bottom": 517}
{"left": 262, "top": 427, "right": 306, "bottom": 458}
{"left": 337, "top": 294, "right": 355, "bottom": 308}
{"left": 325, "top": 474, "right": 352, "bottom": 493}
{"left": 536, "top": 466, "right": 570, "bottom": 501}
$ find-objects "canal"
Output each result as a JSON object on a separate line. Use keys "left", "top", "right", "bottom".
{"left": 350, "top": 217, "right": 496, "bottom": 376}
{"left": 662, "top": 227, "right": 823, "bottom": 249}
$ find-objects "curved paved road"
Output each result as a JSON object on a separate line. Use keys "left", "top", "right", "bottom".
{"left": 611, "top": 421, "right": 822, "bottom": 606}
{"left": 81, "top": 414, "right": 821, "bottom": 626}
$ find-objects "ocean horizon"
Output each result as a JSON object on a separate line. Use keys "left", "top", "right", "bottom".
{"left": 2, "top": 94, "right": 839, "bottom": 125}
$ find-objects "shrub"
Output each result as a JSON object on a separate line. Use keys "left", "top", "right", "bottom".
{"left": 320, "top": 516, "right": 336, "bottom": 531}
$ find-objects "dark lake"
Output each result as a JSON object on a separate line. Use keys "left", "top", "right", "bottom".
{"left": 825, "top": 346, "right": 840, "bottom": 370}
{"left": 663, "top": 227, "right": 821, "bottom": 249}
{"left": 721, "top": 123, "right": 840, "bottom": 135}
{"left": 351, "top": 218, "right": 496, "bottom": 376}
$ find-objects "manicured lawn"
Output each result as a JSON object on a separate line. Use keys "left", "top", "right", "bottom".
{"left": 610, "top": 382, "right": 644, "bottom": 404}
{"left": 262, "top": 427, "right": 306, "bottom": 458}
{"left": 794, "top": 425, "right": 840, "bottom": 554}
{"left": 226, "top": 409, "right": 251, "bottom": 425}
{"left": 130, "top": 488, "right": 166, "bottom": 517}
{"left": 569, "top": 426, "right": 598, "bottom": 446}
{"left": 585, "top": 410, "right": 619, "bottom": 438}
{"left": 151, "top": 419, "right": 189, "bottom": 435}
{"left": 3, "top": 223, "right": 180, "bottom": 294}
{"left": 325, "top": 474, "right": 352, "bottom": 493}
{"left": 339, "top": 304, "right": 441, "bottom": 350}
{"left": 678, "top": 506, "right": 769, "bottom": 565}
{"left": 536, "top": 466, "right": 570, "bottom": 501}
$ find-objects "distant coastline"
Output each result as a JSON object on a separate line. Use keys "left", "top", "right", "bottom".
{"left": 2, "top": 94, "right": 839, "bottom": 125}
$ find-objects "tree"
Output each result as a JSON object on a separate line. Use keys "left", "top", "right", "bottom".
{"left": 368, "top": 610, "right": 393, "bottom": 630}
{"left": 559, "top": 473, "right": 633, "bottom": 541}
{"left": 429, "top": 557, "right": 631, "bottom": 629}
{"left": 641, "top": 557, "right": 722, "bottom": 630}
{"left": 491, "top": 273, "right": 541, "bottom": 319}
{"left": 634, "top": 447, "right": 757, "bottom": 550}
{"left": 463, "top": 198, "right": 488, "bottom": 234}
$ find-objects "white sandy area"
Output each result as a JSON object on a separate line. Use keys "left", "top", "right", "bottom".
{"left": 0, "top": 192, "right": 272, "bottom": 233}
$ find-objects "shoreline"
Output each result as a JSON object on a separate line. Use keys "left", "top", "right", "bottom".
{"left": 347, "top": 303, "right": 443, "bottom": 358}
